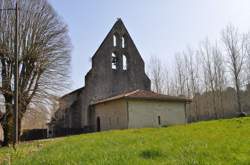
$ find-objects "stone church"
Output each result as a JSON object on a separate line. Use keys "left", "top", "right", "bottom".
{"left": 48, "top": 19, "right": 190, "bottom": 137}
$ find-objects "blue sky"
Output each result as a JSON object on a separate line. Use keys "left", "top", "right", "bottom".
{"left": 49, "top": 0, "right": 250, "bottom": 93}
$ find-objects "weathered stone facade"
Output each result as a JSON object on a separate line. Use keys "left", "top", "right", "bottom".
{"left": 93, "top": 95, "right": 187, "bottom": 132}
{"left": 79, "top": 19, "right": 150, "bottom": 128}
{"left": 94, "top": 99, "right": 128, "bottom": 131}
{"left": 54, "top": 88, "right": 82, "bottom": 129}
{"left": 50, "top": 19, "right": 151, "bottom": 135}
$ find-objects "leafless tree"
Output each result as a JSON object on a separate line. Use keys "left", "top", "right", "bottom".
{"left": 222, "top": 24, "right": 247, "bottom": 114}
{"left": 212, "top": 42, "right": 227, "bottom": 117}
{"left": 199, "top": 39, "right": 219, "bottom": 118}
{"left": 182, "top": 53, "right": 191, "bottom": 98}
{"left": 148, "top": 56, "right": 166, "bottom": 94}
{"left": 183, "top": 48, "right": 202, "bottom": 120}
{"left": 183, "top": 48, "right": 201, "bottom": 97}
{"left": 22, "top": 94, "right": 59, "bottom": 131}
{"left": 247, "top": 34, "right": 250, "bottom": 84}
{"left": 174, "top": 53, "right": 187, "bottom": 96}
{"left": 167, "top": 78, "right": 177, "bottom": 96}
{"left": 163, "top": 68, "right": 172, "bottom": 95}
{"left": 0, "top": 0, "right": 71, "bottom": 146}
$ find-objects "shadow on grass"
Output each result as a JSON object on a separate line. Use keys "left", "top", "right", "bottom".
{"left": 139, "top": 149, "right": 163, "bottom": 159}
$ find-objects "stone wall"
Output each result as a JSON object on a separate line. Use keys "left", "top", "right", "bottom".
{"left": 79, "top": 19, "right": 151, "bottom": 128}
{"left": 93, "top": 99, "right": 187, "bottom": 131}
{"left": 94, "top": 99, "right": 128, "bottom": 131}
{"left": 128, "top": 100, "right": 187, "bottom": 128}
{"left": 53, "top": 88, "right": 83, "bottom": 129}
{"left": 51, "top": 19, "right": 151, "bottom": 133}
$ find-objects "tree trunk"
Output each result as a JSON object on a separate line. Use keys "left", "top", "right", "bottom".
{"left": 236, "top": 87, "right": 242, "bottom": 113}
{"left": 212, "top": 91, "right": 218, "bottom": 119}
{"left": 2, "top": 113, "right": 13, "bottom": 146}
{"left": 235, "top": 78, "right": 242, "bottom": 113}
{"left": 18, "top": 117, "right": 21, "bottom": 141}
{"left": 18, "top": 104, "right": 27, "bottom": 141}
{"left": 1, "top": 98, "right": 13, "bottom": 146}
{"left": 1, "top": 94, "right": 13, "bottom": 146}
{"left": 1, "top": 101, "right": 26, "bottom": 145}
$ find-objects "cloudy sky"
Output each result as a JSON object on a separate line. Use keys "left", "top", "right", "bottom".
{"left": 49, "top": 0, "right": 250, "bottom": 92}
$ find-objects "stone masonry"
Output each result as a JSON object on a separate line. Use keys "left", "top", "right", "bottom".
{"left": 51, "top": 19, "right": 151, "bottom": 134}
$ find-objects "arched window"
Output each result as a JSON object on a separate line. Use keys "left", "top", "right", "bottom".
{"left": 113, "top": 35, "right": 117, "bottom": 47}
{"left": 123, "top": 54, "right": 127, "bottom": 70}
{"left": 112, "top": 53, "right": 117, "bottom": 70}
{"left": 122, "top": 36, "right": 125, "bottom": 48}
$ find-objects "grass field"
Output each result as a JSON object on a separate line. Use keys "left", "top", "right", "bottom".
{"left": 0, "top": 117, "right": 250, "bottom": 165}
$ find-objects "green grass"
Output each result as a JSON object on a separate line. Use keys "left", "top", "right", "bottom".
{"left": 1, "top": 117, "right": 250, "bottom": 165}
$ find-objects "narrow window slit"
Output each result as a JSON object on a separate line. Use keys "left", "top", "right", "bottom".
{"left": 122, "top": 36, "right": 125, "bottom": 48}
{"left": 158, "top": 116, "right": 161, "bottom": 125}
{"left": 113, "top": 35, "right": 117, "bottom": 47}
{"left": 112, "top": 53, "right": 118, "bottom": 70}
{"left": 123, "top": 55, "right": 127, "bottom": 70}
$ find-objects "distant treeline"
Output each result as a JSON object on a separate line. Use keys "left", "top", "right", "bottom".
{"left": 148, "top": 24, "right": 250, "bottom": 120}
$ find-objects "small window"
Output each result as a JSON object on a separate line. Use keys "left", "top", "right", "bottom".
{"left": 112, "top": 53, "right": 117, "bottom": 70}
{"left": 122, "top": 55, "right": 127, "bottom": 70}
{"left": 113, "top": 35, "right": 117, "bottom": 47}
{"left": 122, "top": 36, "right": 125, "bottom": 48}
{"left": 158, "top": 116, "right": 161, "bottom": 125}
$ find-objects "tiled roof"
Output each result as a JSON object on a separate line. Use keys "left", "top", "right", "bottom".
{"left": 60, "top": 87, "right": 84, "bottom": 99}
{"left": 92, "top": 89, "right": 192, "bottom": 105}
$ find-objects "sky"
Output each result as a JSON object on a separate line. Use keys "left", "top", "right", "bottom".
{"left": 49, "top": 0, "right": 250, "bottom": 93}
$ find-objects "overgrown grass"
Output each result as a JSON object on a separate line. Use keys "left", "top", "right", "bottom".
{"left": 0, "top": 117, "right": 250, "bottom": 165}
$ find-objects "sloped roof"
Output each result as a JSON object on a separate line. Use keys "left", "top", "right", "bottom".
{"left": 92, "top": 90, "right": 192, "bottom": 105}
{"left": 60, "top": 87, "right": 84, "bottom": 100}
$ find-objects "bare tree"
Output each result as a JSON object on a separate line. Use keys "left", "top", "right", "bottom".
{"left": 174, "top": 53, "right": 187, "bottom": 96}
{"left": 199, "top": 39, "right": 219, "bottom": 118}
{"left": 167, "top": 78, "right": 177, "bottom": 96}
{"left": 183, "top": 48, "right": 202, "bottom": 120}
{"left": 148, "top": 56, "right": 166, "bottom": 94}
{"left": 0, "top": 0, "right": 71, "bottom": 146}
{"left": 212, "top": 42, "right": 227, "bottom": 117}
{"left": 22, "top": 94, "right": 59, "bottom": 131}
{"left": 183, "top": 48, "right": 201, "bottom": 97}
{"left": 163, "top": 67, "right": 172, "bottom": 95}
{"left": 247, "top": 35, "right": 250, "bottom": 84}
{"left": 183, "top": 52, "right": 191, "bottom": 98}
{"left": 222, "top": 24, "right": 247, "bottom": 114}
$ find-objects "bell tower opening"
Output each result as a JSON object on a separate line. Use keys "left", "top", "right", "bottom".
{"left": 111, "top": 52, "right": 118, "bottom": 70}
{"left": 123, "top": 55, "right": 127, "bottom": 70}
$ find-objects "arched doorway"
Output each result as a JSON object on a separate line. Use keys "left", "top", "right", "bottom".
{"left": 96, "top": 117, "right": 101, "bottom": 132}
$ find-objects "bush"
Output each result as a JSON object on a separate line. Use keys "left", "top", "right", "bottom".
{"left": 238, "top": 112, "right": 248, "bottom": 117}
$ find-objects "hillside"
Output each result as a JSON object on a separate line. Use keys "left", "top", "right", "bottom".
{"left": 0, "top": 117, "right": 250, "bottom": 165}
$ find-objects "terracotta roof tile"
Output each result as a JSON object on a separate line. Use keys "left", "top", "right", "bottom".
{"left": 92, "top": 89, "right": 191, "bottom": 105}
